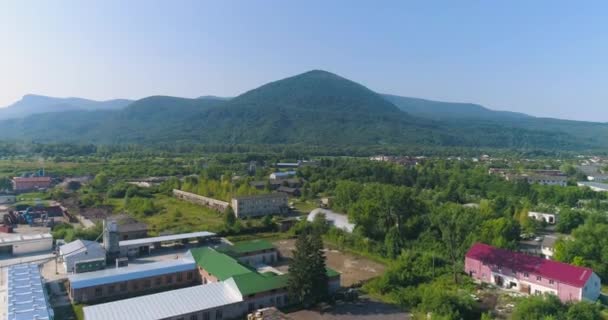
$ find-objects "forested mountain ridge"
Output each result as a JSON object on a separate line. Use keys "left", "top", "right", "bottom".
{"left": 0, "top": 70, "right": 606, "bottom": 150}
{"left": 0, "top": 94, "right": 132, "bottom": 120}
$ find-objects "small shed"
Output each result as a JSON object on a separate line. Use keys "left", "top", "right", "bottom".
{"left": 60, "top": 239, "right": 106, "bottom": 273}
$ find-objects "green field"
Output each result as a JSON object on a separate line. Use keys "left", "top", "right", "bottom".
{"left": 142, "top": 194, "right": 225, "bottom": 235}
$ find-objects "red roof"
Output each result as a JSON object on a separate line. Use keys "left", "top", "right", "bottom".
{"left": 466, "top": 243, "right": 593, "bottom": 288}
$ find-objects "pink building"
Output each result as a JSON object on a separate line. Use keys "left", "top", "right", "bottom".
{"left": 465, "top": 243, "right": 601, "bottom": 302}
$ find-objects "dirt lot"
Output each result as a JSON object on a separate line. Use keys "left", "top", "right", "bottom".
{"left": 288, "top": 297, "right": 410, "bottom": 320}
{"left": 273, "top": 239, "right": 385, "bottom": 287}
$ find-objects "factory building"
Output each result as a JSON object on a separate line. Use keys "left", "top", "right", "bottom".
{"left": 6, "top": 264, "right": 54, "bottom": 320}
{"left": 230, "top": 194, "right": 288, "bottom": 218}
{"left": 67, "top": 254, "right": 198, "bottom": 303}
{"left": 0, "top": 233, "right": 53, "bottom": 255}
{"left": 59, "top": 239, "right": 106, "bottom": 273}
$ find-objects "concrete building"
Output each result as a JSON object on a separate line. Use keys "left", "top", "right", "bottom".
{"left": 6, "top": 263, "right": 54, "bottom": 320}
{"left": 231, "top": 194, "right": 288, "bottom": 218}
{"left": 173, "top": 189, "right": 230, "bottom": 212}
{"left": 307, "top": 208, "right": 355, "bottom": 233}
{"left": 0, "top": 233, "right": 53, "bottom": 255}
{"left": 68, "top": 254, "right": 199, "bottom": 303}
{"left": 528, "top": 211, "right": 558, "bottom": 224}
{"left": 60, "top": 239, "right": 106, "bottom": 273}
{"left": 106, "top": 215, "right": 148, "bottom": 241}
{"left": 11, "top": 176, "right": 52, "bottom": 192}
{"left": 465, "top": 243, "right": 600, "bottom": 302}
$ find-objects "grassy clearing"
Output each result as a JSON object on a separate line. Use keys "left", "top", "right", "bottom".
{"left": 227, "top": 231, "right": 291, "bottom": 243}
{"left": 143, "top": 194, "right": 225, "bottom": 235}
{"left": 291, "top": 199, "right": 318, "bottom": 214}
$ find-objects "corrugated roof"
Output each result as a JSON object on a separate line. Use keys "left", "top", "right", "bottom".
{"left": 190, "top": 247, "right": 253, "bottom": 280}
{"left": 83, "top": 282, "right": 243, "bottom": 320}
{"left": 59, "top": 239, "right": 106, "bottom": 258}
{"left": 119, "top": 231, "right": 215, "bottom": 247}
{"left": 466, "top": 243, "right": 593, "bottom": 288}
{"left": 326, "top": 267, "right": 340, "bottom": 278}
{"left": 68, "top": 257, "right": 196, "bottom": 289}
{"left": 0, "top": 233, "right": 52, "bottom": 244}
{"left": 7, "top": 264, "right": 53, "bottom": 320}
{"left": 229, "top": 272, "right": 288, "bottom": 296}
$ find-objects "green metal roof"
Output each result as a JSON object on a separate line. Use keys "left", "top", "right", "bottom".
{"left": 230, "top": 272, "right": 289, "bottom": 296}
{"left": 190, "top": 247, "right": 253, "bottom": 280}
{"left": 229, "top": 240, "right": 275, "bottom": 254}
{"left": 326, "top": 267, "right": 340, "bottom": 278}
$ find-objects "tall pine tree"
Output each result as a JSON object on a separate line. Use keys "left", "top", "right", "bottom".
{"left": 288, "top": 226, "right": 329, "bottom": 307}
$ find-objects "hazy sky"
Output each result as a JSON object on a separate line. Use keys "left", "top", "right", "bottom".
{"left": 1, "top": 1, "right": 607, "bottom": 121}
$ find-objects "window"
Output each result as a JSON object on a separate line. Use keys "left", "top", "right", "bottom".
{"left": 108, "top": 285, "right": 115, "bottom": 294}
{"left": 95, "top": 287, "right": 102, "bottom": 297}
{"left": 120, "top": 283, "right": 127, "bottom": 292}
{"left": 133, "top": 281, "right": 139, "bottom": 290}
{"left": 248, "top": 302, "right": 255, "bottom": 311}
{"left": 535, "top": 290, "right": 541, "bottom": 295}
{"left": 167, "top": 275, "right": 173, "bottom": 284}
{"left": 144, "top": 279, "right": 151, "bottom": 288}
{"left": 549, "top": 280, "right": 554, "bottom": 285}
{"left": 523, "top": 273, "right": 529, "bottom": 278}
{"left": 177, "top": 273, "right": 183, "bottom": 282}
{"left": 203, "top": 312, "right": 210, "bottom": 320}
{"left": 536, "top": 276, "right": 542, "bottom": 281}
{"left": 155, "top": 277, "right": 161, "bottom": 286}
{"left": 187, "top": 272, "right": 193, "bottom": 280}
{"left": 215, "top": 309, "right": 223, "bottom": 320}
{"left": 190, "top": 315, "right": 198, "bottom": 320}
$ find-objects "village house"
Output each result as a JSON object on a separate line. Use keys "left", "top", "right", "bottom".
{"left": 231, "top": 194, "right": 288, "bottom": 218}
{"left": 465, "top": 243, "right": 600, "bottom": 302}
{"left": 528, "top": 211, "right": 558, "bottom": 224}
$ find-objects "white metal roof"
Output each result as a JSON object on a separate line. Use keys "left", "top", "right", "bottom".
{"left": 68, "top": 257, "right": 196, "bottom": 289}
{"left": 59, "top": 239, "right": 106, "bottom": 259}
{"left": 119, "top": 231, "right": 216, "bottom": 248}
{"left": 0, "top": 233, "right": 52, "bottom": 245}
{"left": 6, "top": 264, "right": 53, "bottom": 320}
{"left": 83, "top": 282, "right": 243, "bottom": 320}
{"left": 308, "top": 208, "right": 355, "bottom": 233}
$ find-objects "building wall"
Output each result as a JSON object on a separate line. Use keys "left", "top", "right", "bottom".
{"left": 118, "top": 230, "right": 148, "bottom": 241}
{"left": 199, "top": 267, "right": 220, "bottom": 284}
{"left": 243, "top": 290, "right": 289, "bottom": 314}
{"left": 237, "top": 250, "right": 278, "bottom": 266}
{"left": 64, "top": 250, "right": 106, "bottom": 273}
{"left": 328, "top": 276, "right": 341, "bottom": 293}
{"left": 173, "top": 190, "right": 229, "bottom": 212}
{"left": 464, "top": 257, "right": 585, "bottom": 302}
{"left": 582, "top": 273, "right": 601, "bottom": 301}
{"left": 69, "top": 269, "right": 199, "bottom": 303}
{"left": 231, "top": 195, "right": 288, "bottom": 218}
{"left": 12, "top": 238, "right": 53, "bottom": 255}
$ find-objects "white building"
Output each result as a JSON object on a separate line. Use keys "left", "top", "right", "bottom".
{"left": 528, "top": 211, "right": 558, "bottom": 224}
{"left": 541, "top": 236, "right": 558, "bottom": 259}
{"left": 60, "top": 239, "right": 107, "bottom": 273}
{"left": 0, "top": 233, "right": 53, "bottom": 255}
{"left": 269, "top": 171, "right": 296, "bottom": 180}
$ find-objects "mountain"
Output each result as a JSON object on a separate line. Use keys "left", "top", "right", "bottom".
{"left": 0, "top": 70, "right": 605, "bottom": 150}
{"left": 0, "top": 94, "right": 132, "bottom": 120}
{"left": 382, "top": 94, "right": 531, "bottom": 121}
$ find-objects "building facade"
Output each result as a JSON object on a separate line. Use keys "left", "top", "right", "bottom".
{"left": 230, "top": 194, "right": 288, "bottom": 218}
{"left": 528, "top": 211, "right": 558, "bottom": 224}
{"left": 465, "top": 243, "right": 600, "bottom": 302}
{"left": 60, "top": 239, "right": 107, "bottom": 273}
{"left": 68, "top": 257, "right": 199, "bottom": 303}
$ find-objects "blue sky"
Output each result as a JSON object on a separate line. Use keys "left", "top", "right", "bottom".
{"left": 1, "top": 1, "right": 607, "bottom": 121}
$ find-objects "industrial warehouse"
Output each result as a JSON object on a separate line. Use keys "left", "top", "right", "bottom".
{"left": 81, "top": 240, "right": 341, "bottom": 320}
